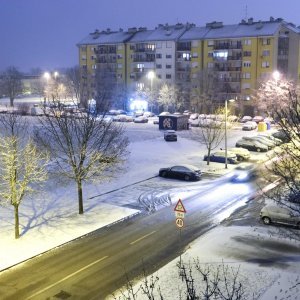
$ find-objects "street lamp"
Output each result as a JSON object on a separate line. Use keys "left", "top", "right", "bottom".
{"left": 147, "top": 71, "right": 155, "bottom": 111}
{"left": 147, "top": 70, "right": 155, "bottom": 90}
{"left": 225, "top": 98, "right": 235, "bottom": 169}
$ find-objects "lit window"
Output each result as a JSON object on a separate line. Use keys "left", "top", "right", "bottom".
{"left": 192, "top": 41, "right": 198, "bottom": 47}
{"left": 244, "top": 39, "right": 251, "bottom": 45}
{"left": 243, "top": 61, "right": 251, "bottom": 67}
{"left": 262, "top": 50, "right": 270, "bottom": 56}
{"left": 208, "top": 40, "right": 214, "bottom": 46}
{"left": 243, "top": 72, "right": 251, "bottom": 79}
{"left": 192, "top": 52, "right": 198, "bottom": 58}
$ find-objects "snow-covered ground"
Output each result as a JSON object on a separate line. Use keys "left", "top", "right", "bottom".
{"left": 0, "top": 119, "right": 297, "bottom": 299}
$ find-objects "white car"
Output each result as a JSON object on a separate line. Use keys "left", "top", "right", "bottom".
{"left": 242, "top": 121, "right": 257, "bottom": 130}
{"left": 228, "top": 147, "right": 251, "bottom": 161}
{"left": 260, "top": 205, "right": 300, "bottom": 228}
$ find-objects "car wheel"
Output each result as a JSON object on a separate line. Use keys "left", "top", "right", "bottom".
{"left": 262, "top": 217, "right": 271, "bottom": 225}
{"left": 184, "top": 175, "right": 190, "bottom": 181}
{"left": 257, "top": 148, "right": 261, "bottom": 152}
{"left": 161, "top": 171, "right": 167, "bottom": 177}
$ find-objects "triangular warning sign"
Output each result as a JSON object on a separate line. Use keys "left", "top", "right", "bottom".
{"left": 174, "top": 199, "right": 186, "bottom": 213}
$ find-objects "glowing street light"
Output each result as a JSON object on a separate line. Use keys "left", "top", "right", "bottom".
{"left": 272, "top": 70, "right": 280, "bottom": 81}
{"left": 43, "top": 72, "right": 50, "bottom": 81}
{"left": 225, "top": 98, "right": 235, "bottom": 169}
{"left": 147, "top": 70, "right": 155, "bottom": 90}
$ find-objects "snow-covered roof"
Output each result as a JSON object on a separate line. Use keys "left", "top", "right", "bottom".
{"left": 77, "top": 29, "right": 134, "bottom": 46}
{"left": 128, "top": 23, "right": 192, "bottom": 42}
{"left": 180, "top": 20, "right": 300, "bottom": 41}
{"left": 77, "top": 19, "right": 300, "bottom": 46}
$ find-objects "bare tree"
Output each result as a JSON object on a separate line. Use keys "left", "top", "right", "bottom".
{"left": 191, "top": 69, "right": 223, "bottom": 114}
{"left": 192, "top": 108, "right": 226, "bottom": 165}
{"left": 0, "top": 66, "right": 23, "bottom": 107}
{"left": 0, "top": 114, "right": 48, "bottom": 239}
{"left": 113, "top": 259, "right": 244, "bottom": 300}
{"left": 34, "top": 101, "right": 129, "bottom": 214}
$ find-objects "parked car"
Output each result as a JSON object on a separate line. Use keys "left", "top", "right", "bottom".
{"left": 258, "top": 133, "right": 282, "bottom": 146}
{"left": 31, "top": 106, "right": 44, "bottom": 116}
{"left": 228, "top": 115, "right": 238, "bottom": 122}
{"left": 243, "top": 136, "right": 275, "bottom": 149}
{"left": 164, "top": 130, "right": 177, "bottom": 141}
{"left": 203, "top": 151, "right": 238, "bottom": 164}
{"left": 239, "top": 115, "right": 252, "bottom": 123}
{"left": 242, "top": 121, "right": 257, "bottom": 131}
{"left": 230, "top": 162, "right": 257, "bottom": 182}
{"left": 159, "top": 111, "right": 170, "bottom": 116}
{"left": 133, "top": 116, "right": 148, "bottom": 123}
{"left": 260, "top": 205, "right": 300, "bottom": 228}
{"left": 143, "top": 111, "right": 155, "bottom": 117}
{"left": 228, "top": 147, "right": 251, "bottom": 161}
{"left": 272, "top": 130, "right": 291, "bottom": 143}
{"left": 189, "top": 113, "right": 199, "bottom": 120}
{"left": 235, "top": 139, "right": 268, "bottom": 152}
{"left": 252, "top": 116, "right": 265, "bottom": 123}
{"left": 113, "top": 114, "right": 133, "bottom": 122}
{"left": 159, "top": 165, "right": 202, "bottom": 181}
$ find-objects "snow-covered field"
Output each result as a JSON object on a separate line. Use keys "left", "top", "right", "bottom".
{"left": 0, "top": 117, "right": 298, "bottom": 299}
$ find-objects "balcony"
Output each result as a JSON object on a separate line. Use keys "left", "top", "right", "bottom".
{"left": 214, "top": 42, "right": 242, "bottom": 50}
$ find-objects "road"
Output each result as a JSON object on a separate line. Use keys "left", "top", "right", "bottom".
{"left": 0, "top": 176, "right": 258, "bottom": 300}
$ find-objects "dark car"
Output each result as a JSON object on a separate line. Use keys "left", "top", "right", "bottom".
{"left": 164, "top": 130, "right": 177, "bottom": 141}
{"left": 235, "top": 139, "right": 268, "bottom": 152}
{"left": 272, "top": 130, "right": 291, "bottom": 143}
{"left": 159, "top": 165, "right": 202, "bottom": 181}
{"left": 203, "top": 151, "right": 238, "bottom": 164}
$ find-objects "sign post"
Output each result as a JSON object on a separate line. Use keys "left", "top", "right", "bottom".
{"left": 174, "top": 199, "right": 186, "bottom": 266}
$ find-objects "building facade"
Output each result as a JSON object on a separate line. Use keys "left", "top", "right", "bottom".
{"left": 77, "top": 17, "right": 300, "bottom": 114}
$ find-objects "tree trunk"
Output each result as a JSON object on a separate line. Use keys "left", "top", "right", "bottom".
{"left": 206, "top": 147, "right": 211, "bottom": 165}
{"left": 14, "top": 204, "right": 20, "bottom": 239}
{"left": 77, "top": 178, "right": 84, "bottom": 214}
{"left": 10, "top": 97, "right": 14, "bottom": 107}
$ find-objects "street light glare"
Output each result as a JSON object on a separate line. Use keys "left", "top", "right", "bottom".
{"left": 43, "top": 72, "right": 50, "bottom": 80}
{"left": 273, "top": 70, "right": 280, "bottom": 81}
{"left": 147, "top": 71, "right": 155, "bottom": 80}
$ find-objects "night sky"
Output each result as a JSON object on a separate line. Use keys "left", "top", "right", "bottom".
{"left": 1, "top": 0, "right": 299, "bottom": 73}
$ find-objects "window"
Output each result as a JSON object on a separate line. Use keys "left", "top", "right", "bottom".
{"left": 208, "top": 51, "right": 214, "bottom": 57}
{"left": 117, "top": 54, "right": 123, "bottom": 59}
{"left": 182, "top": 53, "right": 190, "bottom": 60}
{"left": 243, "top": 51, "right": 252, "bottom": 57}
{"left": 207, "top": 62, "right": 214, "bottom": 68}
{"left": 166, "top": 64, "right": 172, "bottom": 69}
{"left": 92, "top": 64, "right": 97, "bottom": 70}
{"left": 156, "top": 64, "right": 162, "bottom": 69}
{"left": 117, "top": 74, "right": 122, "bottom": 79}
{"left": 118, "top": 64, "right": 122, "bottom": 69}
{"left": 166, "top": 74, "right": 172, "bottom": 79}
{"left": 192, "top": 41, "right": 198, "bottom": 47}
{"left": 166, "top": 41, "right": 172, "bottom": 48}
{"left": 157, "top": 74, "right": 162, "bottom": 79}
{"left": 208, "top": 40, "right": 214, "bottom": 46}
{"left": 90, "top": 55, "right": 95, "bottom": 60}
{"left": 244, "top": 39, "right": 251, "bottom": 45}
{"left": 156, "top": 42, "right": 162, "bottom": 48}
{"left": 262, "top": 38, "right": 271, "bottom": 45}
{"left": 192, "top": 62, "right": 198, "bottom": 68}
{"left": 117, "top": 45, "right": 123, "bottom": 50}
{"left": 137, "top": 63, "right": 144, "bottom": 69}
{"left": 156, "top": 53, "right": 162, "bottom": 59}
{"left": 243, "top": 61, "right": 251, "bottom": 67}
{"left": 243, "top": 72, "right": 251, "bottom": 79}
{"left": 192, "top": 52, "right": 198, "bottom": 58}
{"left": 166, "top": 54, "right": 172, "bottom": 59}
{"left": 242, "top": 83, "right": 251, "bottom": 89}
{"left": 192, "top": 73, "right": 198, "bottom": 79}
{"left": 81, "top": 55, "right": 87, "bottom": 60}
{"left": 262, "top": 50, "right": 270, "bottom": 56}
{"left": 81, "top": 46, "right": 87, "bottom": 51}
{"left": 90, "top": 46, "right": 96, "bottom": 52}
{"left": 262, "top": 61, "right": 270, "bottom": 68}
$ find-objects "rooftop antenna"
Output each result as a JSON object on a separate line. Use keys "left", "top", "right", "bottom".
{"left": 244, "top": 4, "right": 248, "bottom": 19}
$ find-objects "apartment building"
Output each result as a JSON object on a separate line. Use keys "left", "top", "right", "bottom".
{"left": 77, "top": 17, "right": 300, "bottom": 114}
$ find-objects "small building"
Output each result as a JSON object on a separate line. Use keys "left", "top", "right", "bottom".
{"left": 159, "top": 114, "right": 189, "bottom": 130}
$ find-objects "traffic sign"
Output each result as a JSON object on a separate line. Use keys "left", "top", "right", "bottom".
{"left": 174, "top": 199, "right": 186, "bottom": 213}
{"left": 175, "top": 218, "right": 184, "bottom": 228}
{"left": 175, "top": 211, "right": 185, "bottom": 219}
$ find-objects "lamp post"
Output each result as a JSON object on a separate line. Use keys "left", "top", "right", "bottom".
{"left": 225, "top": 98, "right": 235, "bottom": 169}
{"left": 147, "top": 70, "right": 155, "bottom": 112}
